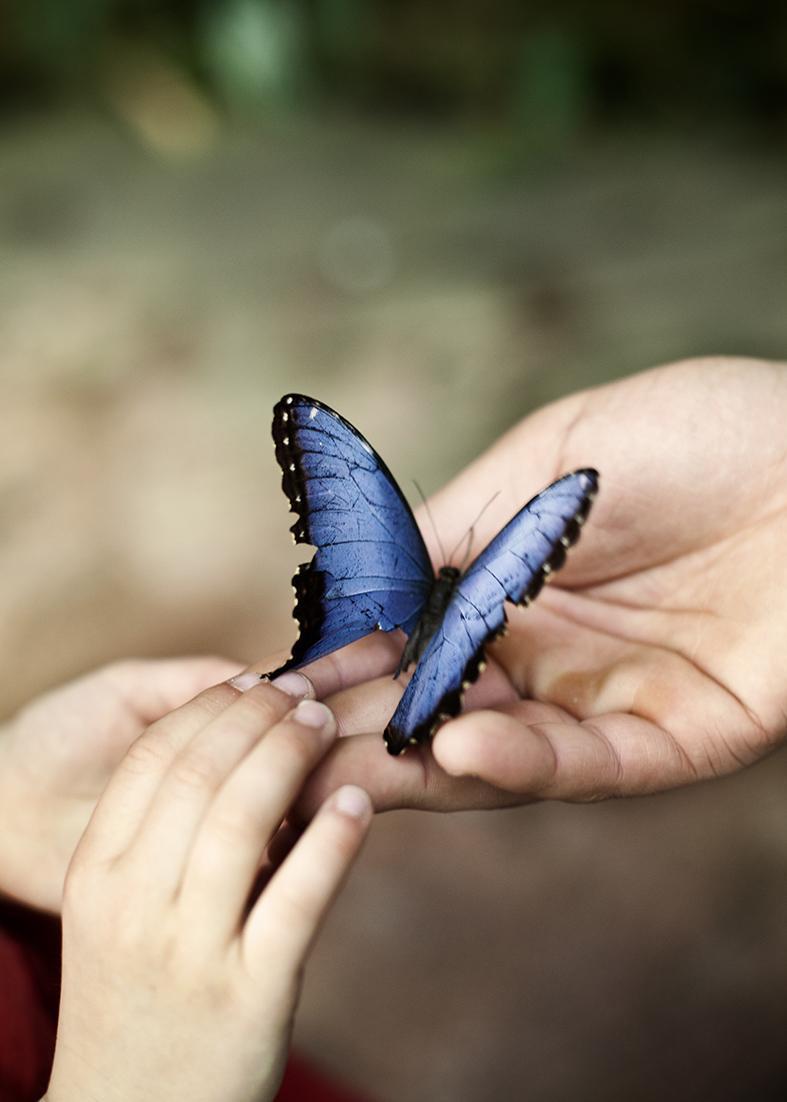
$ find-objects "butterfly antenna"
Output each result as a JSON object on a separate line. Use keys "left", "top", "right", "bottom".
{"left": 448, "top": 492, "right": 501, "bottom": 568}
{"left": 412, "top": 480, "right": 448, "bottom": 565}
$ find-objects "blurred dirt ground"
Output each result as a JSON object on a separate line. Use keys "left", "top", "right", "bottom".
{"left": 2, "top": 111, "right": 787, "bottom": 1100}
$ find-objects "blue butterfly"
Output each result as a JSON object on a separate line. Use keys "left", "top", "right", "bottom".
{"left": 268, "top": 394, "right": 598, "bottom": 756}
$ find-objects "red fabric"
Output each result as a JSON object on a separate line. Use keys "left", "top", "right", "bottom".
{"left": 0, "top": 899, "right": 367, "bottom": 1102}
{"left": 275, "top": 1060, "right": 369, "bottom": 1102}
{"left": 0, "top": 900, "right": 60, "bottom": 1102}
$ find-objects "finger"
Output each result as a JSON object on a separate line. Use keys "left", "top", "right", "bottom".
{"left": 237, "top": 827, "right": 305, "bottom": 921}
{"left": 432, "top": 705, "right": 701, "bottom": 800}
{"left": 253, "top": 631, "right": 403, "bottom": 703}
{"left": 177, "top": 699, "right": 337, "bottom": 944}
{"left": 121, "top": 681, "right": 298, "bottom": 893}
{"left": 325, "top": 654, "right": 517, "bottom": 739}
{"left": 296, "top": 689, "right": 609, "bottom": 816}
{"left": 290, "top": 657, "right": 522, "bottom": 816}
{"left": 242, "top": 785, "right": 372, "bottom": 984}
{"left": 78, "top": 677, "right": 248, "bottom": 863}
{"left": 328, "top": 674, "right": 404, "bottom": 736}
{"left": 236, "top": 825, "right": 304, "bottom": 920}
{"left": 292, "top": 731, "right": 523, "bottom": 819}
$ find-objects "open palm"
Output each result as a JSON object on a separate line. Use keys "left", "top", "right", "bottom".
{"left": 285, "top": 357, "right": 787, "bottom": 814}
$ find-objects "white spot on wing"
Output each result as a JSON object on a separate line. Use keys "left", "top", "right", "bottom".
{"left": 361, "top": 441, "right": 373, "bottom": 454}
{"left": 309, "top": 407, "right": 318, "bottom": 420}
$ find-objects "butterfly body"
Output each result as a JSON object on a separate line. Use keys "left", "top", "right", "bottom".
{"left": 395, "top": 565, "right": 460, "bottom": 677}
{"left": 268, "top": 394, "right": 598, "bottom": 756}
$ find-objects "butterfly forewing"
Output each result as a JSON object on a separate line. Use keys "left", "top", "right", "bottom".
{"left": 269, "top": 395, "right": 434, "bottom": 676}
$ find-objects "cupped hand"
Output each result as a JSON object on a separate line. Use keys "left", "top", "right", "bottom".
{"left": 0, "top": 656, "right": 240, "bottom": 911}
{"left": 267, "top": 357, "right": 787, "bottom": 815}
{"left": 46, "top": 676, "right": 371, "bottom": 1102}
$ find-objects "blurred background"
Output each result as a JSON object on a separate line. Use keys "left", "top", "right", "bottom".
{"left": 2, "top": 2, "right": 787, "bottom": 1099}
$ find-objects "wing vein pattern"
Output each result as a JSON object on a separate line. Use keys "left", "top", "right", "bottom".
{"left": 269, "top": 395, "right": 434, "bottom": 676}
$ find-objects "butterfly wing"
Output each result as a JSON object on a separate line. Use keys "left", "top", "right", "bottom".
{"left": 384, "top": 469, "right": 599, "bottom": 755}
{"left": 269, "top": 395, "right": 434, "bottom": 676}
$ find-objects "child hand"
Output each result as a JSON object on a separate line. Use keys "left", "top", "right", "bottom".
{"left": 0, "top": 656, "right": 240, "bottom": 912}
{"left": 45, "top": 676, "right": 372, "bottom": 1102}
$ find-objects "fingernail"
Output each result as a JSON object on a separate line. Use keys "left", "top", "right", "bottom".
{"left": 228, "top": 671, "right": 265, "bottom": 692}
{"left": 332, "top": 785, "right": 373, "bottom": 822}
{"left": 294, "top": 699, "right": 335, "bottom": 735}
{"left": 270, "top": 672, "right": 314, "bottom": 700}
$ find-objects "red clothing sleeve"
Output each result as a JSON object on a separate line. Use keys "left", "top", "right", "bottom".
{"left": 0, "top": 899, "right": 60, "bottom": 1102}
{"left": 0, "top": 899, "right": 368, "bottom": 1102}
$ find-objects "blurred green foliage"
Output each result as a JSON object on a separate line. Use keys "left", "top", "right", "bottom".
{"left": 2, "top": 0, "right": 786, "bottom": 134}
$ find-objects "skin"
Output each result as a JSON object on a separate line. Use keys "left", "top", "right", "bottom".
{"left": 273, "top": 357, "right": 787, "bottom": 815}
{"left": 0, "top": 354, "right": 783, "bottom": 1099}
{"left": 43, "top": 676, "right": 372, "bottom": 1102}
{"left": 0, "top": 658, "right": 241, "bottom": 912}
{"left": 1, "top": 356, "right": 785, "bottom": 914}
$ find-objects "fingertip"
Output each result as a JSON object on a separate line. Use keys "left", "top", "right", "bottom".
{"left": 433, "top": 710, "right": 557, "bottom": 796}
{"left": 432, "top": 710, "right": 498, "bottom": 778}
{"left": 329, "top": 784, "right": 373, "bottom": 825}
{"left": 270, "top": 672, "right": 316, "bottom": 701}
{"left": 293, "top": 698, "right": 336, "bottom": 738}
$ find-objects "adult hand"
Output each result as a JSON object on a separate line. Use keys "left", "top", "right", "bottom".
{"left": 0, "top": 657, "right": 239, "bottom": 911}
{"left": 45, "top": 675, "right": 370, "bottom": 1102}
{"left": 269, "top": 357, "right": 787, "bottom": 814}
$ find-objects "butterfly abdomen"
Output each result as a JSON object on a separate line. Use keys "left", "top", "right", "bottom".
{"left": 395, "top": 565, "right": 460, "bottom": 675}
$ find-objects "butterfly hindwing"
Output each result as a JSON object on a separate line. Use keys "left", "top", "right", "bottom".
{"left": 269, "top": 395, "right": 434, "bottom": 676}
{"left": 383, "top": 469, "right": 598, "bottom": 754}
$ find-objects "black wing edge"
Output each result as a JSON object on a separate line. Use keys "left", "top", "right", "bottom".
{"left": 383, "top": 619, "right": 506, "bottom": 756}
{"left": 271, "top": 393, "right": 424, "bottom": 544}
{"left": 383, "top": 467, "right": 600, "bottom": 756}
{"left": 266, "top": 396, "right": 331, "bottom": 679}
{"left": 267, "top": 393, "right": 427, "bottom": 680}
{"left": 265, "top": 561, "right": 328, "bottom": 679}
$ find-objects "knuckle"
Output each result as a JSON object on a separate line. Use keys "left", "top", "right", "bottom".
{"left": 203, "top": 682, "right": 241, "bottom": 712}
{"left": 583, "top": 721, "right": 624, "bottom": 789}
{"left": 170, "top": 752, "right": 222, "bottom": 793}
{"left": 123, "top": 733, "right": 169, "bottom": 776}
{"left": 244, "top": 686, "right": 290, "bottom": 726}
{"left": 210, "top": 804, "right": 262, "bottom": 845}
